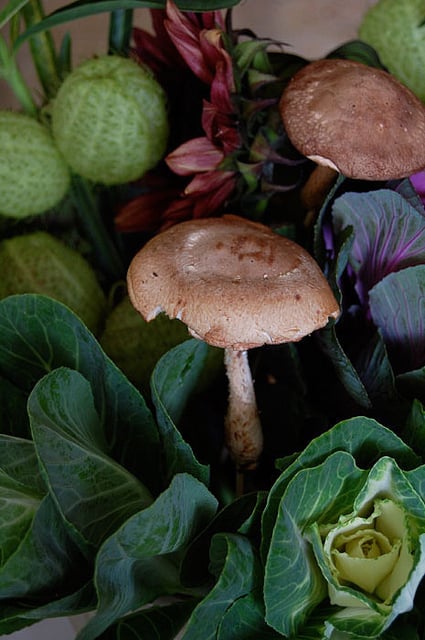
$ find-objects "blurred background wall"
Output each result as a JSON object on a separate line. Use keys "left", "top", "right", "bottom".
{"left": 1, "top": 0, "right": 377, "bottom": 109}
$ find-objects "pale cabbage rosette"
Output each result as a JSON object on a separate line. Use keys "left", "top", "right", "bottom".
{"left": 262, "top": 416, "right": 425, "bottom": 638}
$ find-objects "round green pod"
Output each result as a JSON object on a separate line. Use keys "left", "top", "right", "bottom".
{"left": 0, "top": 111, "right": 70, "bottom": 218}
{"left": 51, "top": 55, "right": 169, "bottom": 185}
{"left": 100, "top": 296, "right": 224, "bottom": 397}
{"left": 0, "top": 231, "right": 107, "bottom": 334}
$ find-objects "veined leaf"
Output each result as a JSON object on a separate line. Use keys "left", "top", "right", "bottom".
{"left": 264, "top": 451, "right": 366, "bottom": 636}
{"left": 151, "top": 339, "right": 210, "bottom": 485}
{"left": 0, "top": 494, "right": 89, "bottom": 600}
{"left": 369, "top": 265, "right": 425, "bottom": 372}
{"left": 99, "top": 599, "right": 199, "bottom": 640}
{"left": 28, "top": 367, "right": 154, "bottom": 549}
{"left": 331, "top": 188, "right": 425, "bottom": 306}
{"left": 77, "top": 473, "right": 218, "bottom": 640}
{"left": 0, "top": 581, "right": 95, "bottom": 635}
{"left": 261, "top": 417, "right": 419, "bottom": 562}
{"left": 181, "top": 533, "right": 261, "bottom": 640}
{"left": 0, "top": 294, "right": 162, "bottom": 493}
{"left": 217, "top": 591, "right": 280, "bottom": 639}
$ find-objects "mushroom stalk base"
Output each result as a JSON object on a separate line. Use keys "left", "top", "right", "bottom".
{"left": 224, "top": 348, "right": 263, "bottom": 471}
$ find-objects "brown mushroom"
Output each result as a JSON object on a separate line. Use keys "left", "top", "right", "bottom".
{"left": 127, "top": 214, "right": 339, "bottom": 476}
{"left": 280, "top": 58, "right": 425, "bottom": 217}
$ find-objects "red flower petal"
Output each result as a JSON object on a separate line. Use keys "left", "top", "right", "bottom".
{"left": 166, "top": 137, "right": 224, "bottom": 175}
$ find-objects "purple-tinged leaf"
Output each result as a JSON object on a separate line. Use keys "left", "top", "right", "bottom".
{"left": 369, "top": 265, "right": 425, "bottom": 373}
{"left": 332, "top": 189, "right": 425, "bottom": 306}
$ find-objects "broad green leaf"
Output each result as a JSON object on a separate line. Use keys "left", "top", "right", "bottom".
{"left": 0, "top": 294, "right": 161, "bottom": 493}
{"left": 369, "top": 266, "right": 425, "bottom": 372}
{"left": 217, "top": 591, "right": 280, "bottom": 639}
{"left": 13, "top": 0, "right": 240, "bottom": 51}
{"left": 401, "top": 399, "right": 425, "bottom": 460}
{"left": 181, "top": 533, "right": 261, "bottom": 640}
{"left": 0, "top": 581, "right": 95, "bottom": 635}
{"left": 264, "top": 451, "right": 366, "bottom": 636}
{"left": 316, "top": 323, "right": 371, "bottom": 409}
{"left": 100, "top": 599, "right": 199, "bottom": 640}
{"left": 151, "top": 339, "right": 210, "bottom": 485}
{"left": 77, "top": 473, "right": 218, "bottom": 640}
{"left": 0, "top": 434, "right": 44, "bottom": 492}
{"left": 28, "top": 367, "right": 154, "bottom": 549}
{"left": 262, "top": 417, "right": 419, "bottom": 561}
{"left": 359, "top": 0, "right": 425, "bottom": 101}
{"left": 310, "top": 458, "right": 425, "bottom": 637}
{"left": 0, "top": 494, "right": 89, "bottom": 599}
{"left": 181, "top": 491, "right": 266, "bottom": 587}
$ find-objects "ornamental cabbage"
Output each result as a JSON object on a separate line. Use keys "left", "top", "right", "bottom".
{"left": 262, "top": 417, "right": 425, "bottom": 638}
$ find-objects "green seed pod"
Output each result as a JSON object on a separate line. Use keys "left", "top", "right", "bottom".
{"left": 0, "top": 231, "right": 107, "bottom": 335}
{"left": 100, "top": 296, "right": 190, "bottom": 394}
{"left": 100, "top": 296, "right": 224, "bottom": 397}
{"left": 0, "top": 111, "right": 70, "bottom": 218}
{"left": 51, "top": 55, "right": 169, "bottom": 185}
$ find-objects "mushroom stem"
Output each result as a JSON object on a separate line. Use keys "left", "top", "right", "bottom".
{"left": 223, "top": 348, "right": 263, "bottom": 472}
{"left": 301, "top": 164, "right": 337, "bottom": 227}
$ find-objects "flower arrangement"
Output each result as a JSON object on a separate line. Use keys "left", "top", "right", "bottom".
{"left": 1, "top": 0, "right": 425, "bottom": 638}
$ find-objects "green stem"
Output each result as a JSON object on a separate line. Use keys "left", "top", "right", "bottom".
{"left": 0, "top": 34, "right": 38, "bottom": 115}
{"left": 21, "top": 0, "right": 61, "bottom": 99}
{"left": 108, "top": 9, "right": 133, "bottom": 55}
{"left": 70, "top": 175, "right": 125, "bottom": 283}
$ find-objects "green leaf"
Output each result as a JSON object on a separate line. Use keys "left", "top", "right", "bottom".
{"left": 264, "top": 451, "right": 367, "bottom": 636}
{"left": 28, "top": 367, "right": 154, "bottom": 549}
{"left": 262, "top": 416, "right": 420, "bottom": 562}
{"left": 0, "top": 494, "right": 89, "bottom": 599}
{"left": 0, "top": 294, "right": 162, "bottom": 493}
{"left": 181, "top": 533, "right": 261, "bottom": 640}
{"left": 217, "top": 591, "right": 280, "bottom": 639}
{"left": 181, "top": 491, "right": 266, "bottom": 587}
{"left": 0, "top": 581, "right": 95, "bottom": 635}
{"left": 77, "top": 473, "right": 218, "bottom": 640}
{"left": 13, "top": 0, "right": 240, "bottom": 50}
{"left": 369, "top": 265, "right": 425, "bottom": 372}
{"left": 0, "top": 0, "right": 29, "bottom": 30}
{"left": 326, "top": 39, "right": 386, "bottom": 68}
{"left": 151, "top": 339, "right": 210, "bottom": 485}
{"left": 100, "top": 599, "right": 199, "bottom": 640}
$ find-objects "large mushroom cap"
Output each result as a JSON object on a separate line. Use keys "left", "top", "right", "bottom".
{"left": 280, "top": 58, "right": 425, "bottom": 181}
{"left": 127, "top": 215, "right": 339, "bottom": 350}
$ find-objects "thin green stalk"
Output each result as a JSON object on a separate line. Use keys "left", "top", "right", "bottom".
{"left": 21, "top": 0, "right": 61, "bottom": 99}
{"left": 0, "top": 34, "right": 37, "bottom": 115}
{"left": 70, "top": 175, "right": 125, "bottom": 283}
{"left": 108, "top": 9, "right": 133, "bottom": 56}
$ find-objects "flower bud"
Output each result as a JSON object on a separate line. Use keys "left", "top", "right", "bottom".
{"left": 0, "top": 231, "right": 106, "bottom": 334}
{"left": 51, "top": 55, "right": 169, "bottom": 185}
{"left": 0, "top": 111, "right": 70, "bottom": 218}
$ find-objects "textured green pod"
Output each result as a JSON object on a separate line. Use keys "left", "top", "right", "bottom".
{"left": 0, "top": 231, "right": 107, "bottom": 334}
{"left": 0, "top": 111, "right": 70, "bottom": 218}
{"left": 51, "top": 55, "right": 169, "bottom": 185}
{"left": 100, "top": 296, "right": 224, "bottom": 396}
{"left": 359, "top": 0, "right": 425, "bottom": 102}
{"left": 100, "top": 296, "right": 190, "bottom": 394}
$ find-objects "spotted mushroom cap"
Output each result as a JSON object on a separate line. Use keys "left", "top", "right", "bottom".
{"left": 127, "top": 215, "right": 339, "bottom": 350}
{"left": 280, "top": 58, "right": 425, "bottom": 180}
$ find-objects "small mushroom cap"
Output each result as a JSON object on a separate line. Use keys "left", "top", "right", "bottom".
{"left": 280, "top": 58, "right": 425, "bottom": 180}
{"left": 127, "top": 215, "right": 339, "bottom": 350}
